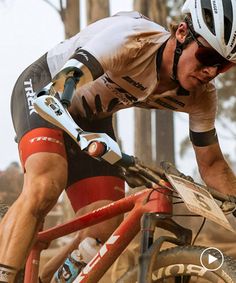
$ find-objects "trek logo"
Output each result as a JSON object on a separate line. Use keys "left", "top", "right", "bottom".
{"left": 122, "top": 76, "right": 147, "bottom": 91}
{"left": 75, "top": 235, "right": 120, "bottom": 282}
{"left": 24, "top": 78, "right": 37, "bottom": 115}
{"left": 30, "top": 136, "right": 63, "bottom": 146}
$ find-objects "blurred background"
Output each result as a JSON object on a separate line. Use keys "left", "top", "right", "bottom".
{"left": 0, "top": 0, "right": 235, "bottom": 280}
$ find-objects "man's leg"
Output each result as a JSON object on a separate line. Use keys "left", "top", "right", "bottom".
{"left": 40, "top": 176, "right": 125, "bottom": 283}
{"left": 0, "top": 152, "right": 67, "bottom": 282}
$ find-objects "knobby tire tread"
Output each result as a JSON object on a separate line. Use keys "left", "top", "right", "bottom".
{"left": 116, "top": 245, "right": 236, "bottom": 283}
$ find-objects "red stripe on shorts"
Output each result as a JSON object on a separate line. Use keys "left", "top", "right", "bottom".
{"left": 66, "top": 176, "right": 125, "bottom": 212}
{"left": 18, "top": 128, "right": 66, "bottom": 168}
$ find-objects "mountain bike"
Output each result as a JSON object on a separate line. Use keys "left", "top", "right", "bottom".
{"left": 30, "top": 80, "right": 236, "bottom": 282}
{"left": 21, "top": 145, "right": 236, "bottom": 283}
{"left": 1, "top": 154, "right": 236, "bottom": 283}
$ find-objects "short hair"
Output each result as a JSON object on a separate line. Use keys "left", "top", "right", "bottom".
{"left": 169, "top": 21, "right": 179, "bottom": 37}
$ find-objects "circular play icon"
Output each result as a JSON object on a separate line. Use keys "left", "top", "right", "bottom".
{"left": 200, "top": 247, "right": 224, "bottom": 271}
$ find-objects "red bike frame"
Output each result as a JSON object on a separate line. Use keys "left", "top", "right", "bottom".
{"left": 25, "top": 187, "right": 172, "bottom": 283}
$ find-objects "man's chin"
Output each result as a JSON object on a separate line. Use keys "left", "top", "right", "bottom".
{"left": 179, "top": 78, "right": 202, "bottom": 92}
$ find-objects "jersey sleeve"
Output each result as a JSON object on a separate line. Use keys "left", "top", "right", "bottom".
{"left": 70, "top": 17, "right": 169, "bottom": 79}
{"left": 188, "top": 83, "right": 218, "bottom": 146}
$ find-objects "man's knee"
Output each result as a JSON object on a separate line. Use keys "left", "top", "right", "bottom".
{"left": 20, "top": 153, "right": 68, "bottom": 219}
{"left": 21, "top": 175, "right": 63, "bottom": 218}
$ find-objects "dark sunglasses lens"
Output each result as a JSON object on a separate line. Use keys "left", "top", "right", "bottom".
{"left": 195, "top": 46, "right": 234, "bottom": 73}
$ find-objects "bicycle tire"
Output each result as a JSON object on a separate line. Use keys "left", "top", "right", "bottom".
{"left": 0, "top": 204, "right": 25, "bottom": 283}
{"left": 116, "top": 245, "right": 236, "bottom": 283}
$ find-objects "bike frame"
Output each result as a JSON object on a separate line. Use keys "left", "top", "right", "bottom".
{"left": 24, "top": 187, "right": 173, "bottom": 283}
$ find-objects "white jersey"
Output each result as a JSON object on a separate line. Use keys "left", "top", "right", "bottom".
{"left": 46, "top": 11, "right": 217, "bottom": 133}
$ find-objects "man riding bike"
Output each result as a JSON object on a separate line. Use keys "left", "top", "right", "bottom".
{"left": 0, "top": 0, "right": 236, "bottom": 282}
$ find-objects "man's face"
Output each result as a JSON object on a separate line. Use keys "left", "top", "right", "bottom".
{"left": 177, "top": 37, "right": 219, "bottom": 91}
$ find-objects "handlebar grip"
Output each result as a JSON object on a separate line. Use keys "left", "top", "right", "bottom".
{"left": 116, "top": 153, "right": 135, "bottom": 168}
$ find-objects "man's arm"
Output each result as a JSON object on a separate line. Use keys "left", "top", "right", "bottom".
{"left": 193, "top": 142, "right": 236, "bottom": 195}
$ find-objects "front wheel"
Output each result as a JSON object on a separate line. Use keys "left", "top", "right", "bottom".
{"left": 116, "top": 245, "right": 236, "bottom": 283}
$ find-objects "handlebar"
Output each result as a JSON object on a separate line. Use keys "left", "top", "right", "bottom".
{"left": 87, "top": 141, "right": 236, "bottom": 206}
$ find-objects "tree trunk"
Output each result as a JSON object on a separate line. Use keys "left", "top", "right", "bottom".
{"left": 134, "top": 0, "right": 175, "bottom": 165}
{"left": 86, "top": 0, "right": 109, "bottom": 24}
{"left": 133, "top": 0, "right": 153, "bottom": 164}
{"left": 63, "top": 0, "right": 80, "bottom": 38}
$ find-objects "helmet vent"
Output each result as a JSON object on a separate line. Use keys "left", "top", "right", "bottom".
{"left": 201, "top": 0, "right": 216, "bottom": 35}
{"left": 222, "top": 0, "right": 233, "bottom": 45}
{"left": 231, "top": 44, "right": 236, "bottom": 55}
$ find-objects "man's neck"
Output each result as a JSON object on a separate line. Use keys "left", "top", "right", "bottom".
{"left": 156, "top": 38, "right": 179, "bottom": 94}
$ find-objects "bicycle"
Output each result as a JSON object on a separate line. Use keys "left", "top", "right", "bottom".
{"left": 21, "top": 146, "right": 236, "bottom": 283}
{"left": 1, "top": 154, "right": 236, "bottom": 282}
{"left": 20, "top": 79, "right": 236, "bottom": 282}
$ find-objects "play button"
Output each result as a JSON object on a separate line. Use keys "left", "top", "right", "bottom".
{"left": 200, "top": 247, "right": 224, "bottom": 271}
{"left": 208, "top": 254, "right": 217, "bottom": 264}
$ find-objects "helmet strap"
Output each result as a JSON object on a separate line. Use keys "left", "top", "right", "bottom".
{"left": 171, "top": 38, "right": 191, "bottom": 96}
{"left": 171, "top": 39, "right": 184, "bottom": 82}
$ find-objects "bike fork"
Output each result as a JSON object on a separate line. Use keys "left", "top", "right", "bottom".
{"left": 138, "top": 213, "right": 192, "bottom": 283}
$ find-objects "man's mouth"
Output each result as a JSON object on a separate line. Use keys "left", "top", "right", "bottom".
{"left": 194, "top": 77, "right": 209, "bottom": 84}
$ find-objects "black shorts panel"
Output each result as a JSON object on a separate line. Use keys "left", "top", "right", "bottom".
{"left": 11, "top": 53, "right": 56, "bottom": 143}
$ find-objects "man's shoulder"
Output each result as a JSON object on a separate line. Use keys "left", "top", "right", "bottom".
{"left": 111, "top": 11, "right": 168, "bottom": 33}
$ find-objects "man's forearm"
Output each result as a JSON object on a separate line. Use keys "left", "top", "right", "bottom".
{"left": 200, "top": 159, "right": 236, "bottom": 195}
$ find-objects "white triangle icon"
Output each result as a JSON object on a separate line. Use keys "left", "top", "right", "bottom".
{"left": 208, "top": 254, "right": 217, "bottom": 264}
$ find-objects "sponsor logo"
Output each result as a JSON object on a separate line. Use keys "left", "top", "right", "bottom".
{"left": 76, "top": 51, "right": 89, "bottom": 61}
{"left": 30, "top": 136, "right": 63, "bottom": 146}
{"left": 212, "top": 0, "right": 218, "bottom": 14}
{"left": 75, "top": 235, "right": 120, "bottom": 282}
{"left": 0, "top": 268, "right": 15, "bottom": 282}
{"left": 24, "top": 78, "right": 37, "bottom": 115}
{"left": 154, "top": 264, "right": 207, "bottom": 280}
{"left": 102, "top": 74, "right": 137, "bottom": 105}
{"left": 122, "top": 76, "right": 147, "bottom": 91}
{"left": 230, "top": 31, "right": 236, "bottom": 48}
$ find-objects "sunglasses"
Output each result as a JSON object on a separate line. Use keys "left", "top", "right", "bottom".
{"left": 187, "top": 27, "right": 234, "bottom": 73}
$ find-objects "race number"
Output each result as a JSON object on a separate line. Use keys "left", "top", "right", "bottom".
{"left": 166, "top": 174, "right": 235, "bottom": 233}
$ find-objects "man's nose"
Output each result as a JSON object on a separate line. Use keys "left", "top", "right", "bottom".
{"left": 202, "top": 65, "right": 219, "bottom": 76}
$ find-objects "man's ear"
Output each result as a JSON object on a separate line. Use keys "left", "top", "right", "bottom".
{"left": 176, "top": 22, "right": 188, "bottom": 43}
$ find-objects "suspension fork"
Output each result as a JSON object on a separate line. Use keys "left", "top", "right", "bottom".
{"left": 138, "top": 213, "right": 192, "bottom": 283}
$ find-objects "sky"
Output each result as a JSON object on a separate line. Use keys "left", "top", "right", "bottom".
{"left": 0, "top": 0, "right": 137, "bottom": 171}
{"left": 0, "top": 0, "right": 234, "bottom": 177}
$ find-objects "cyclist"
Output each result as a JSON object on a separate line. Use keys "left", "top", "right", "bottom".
{"left": 1, "top": 0, "right": 236, "bottom": 282}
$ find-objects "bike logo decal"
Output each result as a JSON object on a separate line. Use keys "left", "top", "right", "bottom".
{"left": 75, "top": 235, "right": 120, "bottom": 282}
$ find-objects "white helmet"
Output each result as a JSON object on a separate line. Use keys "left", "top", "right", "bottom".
{"left": 182, "top": 0, "right": 236, "bottom": 63}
